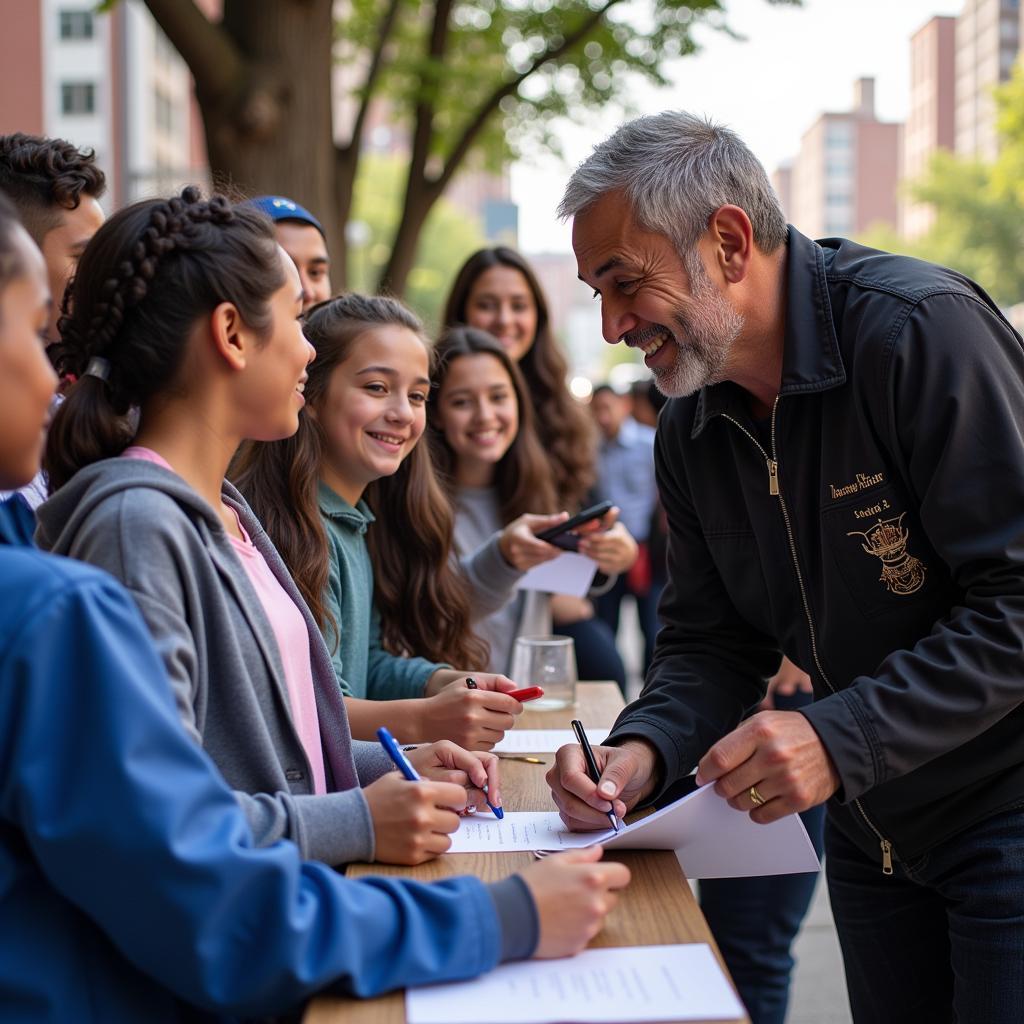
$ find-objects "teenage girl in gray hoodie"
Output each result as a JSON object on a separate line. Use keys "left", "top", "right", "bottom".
{"left": 37, "top": 188, "right": 497, "bottom": 870}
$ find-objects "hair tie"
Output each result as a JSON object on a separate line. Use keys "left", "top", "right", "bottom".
{"left": 84, "top": 356, "right": 112, "bottom": 381}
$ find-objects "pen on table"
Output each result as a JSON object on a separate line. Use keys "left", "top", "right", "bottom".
{"left": 376, "top": 725, "right": 503, "bottom": 820}
{"left": 496, "top": 754, "right": 546, "bottom": 764}
{"left": 570, "top": 719, "right": 619, "bottom": 833}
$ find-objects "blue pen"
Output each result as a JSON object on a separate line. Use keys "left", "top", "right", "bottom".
{"left": 376, "top": 726, "right": 421, "bottom": 781}
{"left": 480, "top": 784, "right": 504, "bottom": 820}
{"left": 376, "top": 726, "right": 503, "bottom": 819}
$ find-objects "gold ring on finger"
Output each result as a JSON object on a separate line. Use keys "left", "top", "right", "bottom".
{"left": 749, "top": 785, "right": 766, "bottom": 807}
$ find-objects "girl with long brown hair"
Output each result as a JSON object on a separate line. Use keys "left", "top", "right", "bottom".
{"left": 443, "top": 246, "right": 595, "bottom": 510}
{"left": 430, "top": 326, "right": 561, "bottom": 674}
{"left": 430, "top": 327, "right": 628, "bottom": 687}
{"left": 232, "top": 293, "right": 527, "bottom": 750}
{"left": 442, "top": 250, "right": 637, "bottom": 686}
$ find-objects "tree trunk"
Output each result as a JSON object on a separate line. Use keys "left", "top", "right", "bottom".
{"left": 376, "top": 177, "right": 438, "bottom": 297}
{"left": 197, "top": 0, "right": 348, "bottom": 283}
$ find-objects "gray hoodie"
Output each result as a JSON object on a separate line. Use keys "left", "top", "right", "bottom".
{"left": 35, "top": 458, "right": 394, "bottom": 866}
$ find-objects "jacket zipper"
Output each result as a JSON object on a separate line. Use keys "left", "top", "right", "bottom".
{"left": 721, "top": 399, "right": 895, "bottom": 876}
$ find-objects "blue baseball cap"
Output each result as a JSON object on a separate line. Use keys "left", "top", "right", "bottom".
{"left": 249, "top": 195, "right": 325, "bottom": 238}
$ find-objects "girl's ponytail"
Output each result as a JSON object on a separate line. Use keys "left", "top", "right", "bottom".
{"left": 44, "top": 375, "right": 135, "bottom": 493}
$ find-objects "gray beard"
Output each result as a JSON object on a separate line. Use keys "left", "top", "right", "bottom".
{"left": 651, "top": 249, "right": 744, "bottom": 398}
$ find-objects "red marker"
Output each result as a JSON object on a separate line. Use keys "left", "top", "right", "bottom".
{"left": 507, "top": 686, "right": 544, "bottom": 702}
{"left": 464, "top": 679, "right": 544, "bottom": 702}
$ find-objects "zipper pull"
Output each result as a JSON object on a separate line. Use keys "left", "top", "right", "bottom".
{"left": 767, "top": 459, "right": 779, "bottom": 496}
{"left": 880, "top": 839, "right": 894, "bottom": 876}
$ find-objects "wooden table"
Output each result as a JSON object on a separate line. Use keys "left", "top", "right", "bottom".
{"left": 306, "top": 682, "right": 748, "bottom": 1024}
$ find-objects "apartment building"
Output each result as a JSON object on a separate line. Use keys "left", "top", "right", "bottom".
{"left": 787, "top": 78, "right": 901, "bottom": 239}
{"left": 0, "top": 0, "right": 207, "bottom": 208}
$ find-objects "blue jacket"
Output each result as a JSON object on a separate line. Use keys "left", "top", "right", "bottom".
{"left": 0, "top": 496, "right": 535, "bottom": 1022}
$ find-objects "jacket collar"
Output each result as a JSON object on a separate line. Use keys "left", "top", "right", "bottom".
{"left": 691, "top": 226, "right": 846, "bottom": 438}
{"left": 317, "top": 481, "right": 375, "bottom": 534}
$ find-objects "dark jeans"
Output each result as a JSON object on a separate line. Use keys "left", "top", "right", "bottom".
{"left": 698, "top": 690, "right": 826, "bottom": 1024}
{"left": 594, "top": 573, "right": 664, "bottom": 675}
{"left": 557, "top": 616, "right": 626, "bottom": 691}
{"left": 826, "top": 801, "right": 1024, "bottom": 1024}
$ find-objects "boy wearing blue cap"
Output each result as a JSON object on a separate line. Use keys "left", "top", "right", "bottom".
{"left": 251, "top": 194, "right": 332, "bottom": 311}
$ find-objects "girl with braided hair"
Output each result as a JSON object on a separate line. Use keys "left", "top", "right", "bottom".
{"left": 233, "top": 293, "right": 565, "bottom": 750}
{"left": 35, "top": 187, "right": 506, "bottom": 870}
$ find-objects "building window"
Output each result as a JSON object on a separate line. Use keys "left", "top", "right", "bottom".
{"left": 59, "top": 10, "right": 94, "bottom": 40}
{"left": 826, "top": 121, "right": 853, "bottom": 150}
{"left": 155, "top": 89, "right": 175, "bottom": 134}
{"left": 154, "top": 28, "right": 177, "bottom": 66}
{"left": 61, "top": 82, "right": 96, "bottom": 116}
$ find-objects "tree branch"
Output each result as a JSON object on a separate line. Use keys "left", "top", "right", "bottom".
{"left": 340, "top": 0, "right": 404, "bottom": 157}
{"left": 142, "top": 0, "right": 247, "bottom": 108}
{"left": 408, "top": 0, "right": 454, "bottom": 187}
{"left": 433, "top": 0, "right": 622, "bottom": 195}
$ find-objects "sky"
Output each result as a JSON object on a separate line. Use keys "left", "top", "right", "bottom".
{"left": 511, "top": 0, "right": 962, "bottom": 254}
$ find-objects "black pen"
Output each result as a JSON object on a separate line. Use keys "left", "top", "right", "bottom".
{"left": 570, "top": 719, "right": 619, "bottom": 833}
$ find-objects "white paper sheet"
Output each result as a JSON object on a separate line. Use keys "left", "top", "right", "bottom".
{"left": 516, "top": 551, "right": 599, "bottom": 597}
{"left": 447, "top": 784, "right": 820, "bottom": 878}
{"left": 405, "top": 943, "right": 745, "bottom": 1023}
{"left": 448, "top": 811, "right": 597, "bottom": 852}
{"left": 492, "top": 729, "right": 610, "bottom": 753}
{"left": 660, "top": 785, "right": 821, "bottom": 879}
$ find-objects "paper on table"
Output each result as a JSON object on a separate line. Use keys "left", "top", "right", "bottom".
{"left": 516, "top": 551, "right": 598, "bottom": 597}
{"left": 492, "top": 728, "right": 610, "bottom": 753}
{"left": 447, "top": 784, "right": 820, "bottom": 878}
{"left": 406, "top": 943, "right": 745, "bottom": 1024}
{"left": 447, "top": 811, "right": 595, "bottom": 853}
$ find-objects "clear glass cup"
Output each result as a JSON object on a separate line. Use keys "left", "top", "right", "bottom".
{"left": 509, "top": 635, "right": 577, "bottom": 711}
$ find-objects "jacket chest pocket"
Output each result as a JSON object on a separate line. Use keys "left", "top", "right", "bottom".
{"left": 704, "top": 528, "right": 775, "bottom": 635}
{"left": 822, "top": 487, "right": 937, "bottom": 619}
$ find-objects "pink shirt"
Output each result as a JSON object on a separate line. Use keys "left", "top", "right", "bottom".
{"left": 121, "top": 446, "right": 328, "bottom": 795}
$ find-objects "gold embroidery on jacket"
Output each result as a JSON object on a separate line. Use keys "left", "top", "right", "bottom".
{"left": 829, "top": 471, "right": 885, "bottom": 500}
{"left": 847, "top": 513, "right": 926, "bottom": 595}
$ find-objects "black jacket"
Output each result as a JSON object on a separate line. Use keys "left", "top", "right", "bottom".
{"left": 610, "top": 227, "right": 1024, "bottom": 869}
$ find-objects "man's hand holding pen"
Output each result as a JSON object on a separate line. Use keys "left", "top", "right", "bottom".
{"left": 547, "top": 737, "right": 660, "bottom": 832}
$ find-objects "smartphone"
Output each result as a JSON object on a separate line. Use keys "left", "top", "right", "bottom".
{"left": 534, "top": 499, "right": 614, "bottom": 551}
{"left": 507, "top": 686, "right": 544, "bottom": 702}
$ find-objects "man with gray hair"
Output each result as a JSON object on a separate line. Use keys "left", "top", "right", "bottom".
{"left": 547, "top": 111, "right": 1024, "bottom": 1024}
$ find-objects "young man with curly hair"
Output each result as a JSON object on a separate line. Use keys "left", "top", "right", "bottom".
{"left": 0, "top": 132, "right": 106, "bottom": 344}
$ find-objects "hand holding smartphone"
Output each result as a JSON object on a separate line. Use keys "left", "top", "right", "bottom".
{"left": 533, "top": 500, "right": 613, "bottom": 552}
